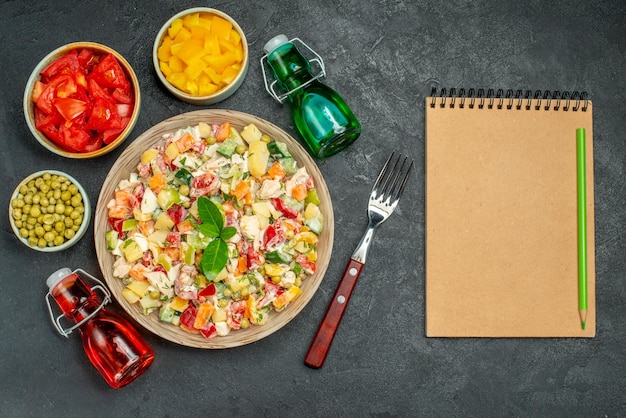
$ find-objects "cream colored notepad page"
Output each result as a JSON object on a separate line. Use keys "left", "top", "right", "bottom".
{"left": 425, "top": 97, "right": 595, "bottom": 337}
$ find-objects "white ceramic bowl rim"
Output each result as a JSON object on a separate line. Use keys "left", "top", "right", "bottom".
{"left": 9, "top": 170, "right": 91, "bottom": 252}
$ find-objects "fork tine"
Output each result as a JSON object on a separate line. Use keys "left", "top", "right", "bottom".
{"left": 372, "top": 151, "right": 413, "bottom": 204}
{"left": 371, "top": 151, "right": 397, "bottom": 198}
{"left": 388, "top": 157, "right": 413, "bottom": 204}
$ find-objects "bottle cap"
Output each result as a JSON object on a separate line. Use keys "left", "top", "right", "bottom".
{"left": 263, "top": 34, "right": 289, "bottom": 54}
{"left": 46, "top": 267, "right": 72, "bottom": 290}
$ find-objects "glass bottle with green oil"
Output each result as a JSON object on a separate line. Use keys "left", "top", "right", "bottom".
{"left": 261, "top": 35, "right": 361, "bottom": 158}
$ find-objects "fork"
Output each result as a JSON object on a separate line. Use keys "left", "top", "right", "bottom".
{"left": 304, "top": 151, "right": 414, "bottom": 368}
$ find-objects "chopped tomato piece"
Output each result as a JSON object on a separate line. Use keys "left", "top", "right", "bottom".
{"left": 296, "top": 254, "right": 317, "bottom": 274}
{"left": 87, "top": 97, "right": 122, "bottom": 131}
{"left": 271, "top": 197, "right": 299, "bottom": 219}
{"left": 88, "top": 78, "right": 114, "bottom": 102}
{"left": 35, "top": 74, "right": 73, "bottom": 114}
{"left": 89, "top": 53, "right": 130, "bottom": 89}
{"left": 179, "top": 304, "right": 199, "bottom": 334}
{"left": 77, "top": 48, "right": 96, "bottom": 69}
{"left": 73, "top": 70, "right": 88, "bottom": 89}
{"left": 83, "top": 136, "right": 104, "bottom": 153}
{"left": 190, "top": 173, "right": 220, "bottom": 197}
{"left": 55, "top": 76, "right": 77, "bottom": 98}
{"left": 107, "top": 217, "right": 126, "bottom": 239}
{"left": 40, "top": 49, "right": 80, "bottom": 79}
{"left": 60, "top": 123, "right": 91, "bottom": 152}
{"left": 53, "top": 97, "right": 87, "bottom": 121}
{"left": 264, "top": 219, "right": 286, "bottom": 249}
{"left": 167, "top": 203, "right": 188, "bottom": 224}
{"left": 102, "top": 128, "right": 124, "bottom": 145}
{"left": 34, "top": 107, "right": 64, "bottom": 145}
{"left": 112, "top": 88, "right": 133, "bottom": 104}
{"left": 200, "top": 323, "right": 218, "bottom": 339}
{"left": 198, "top": 283, "right": 216, "bottom": 299}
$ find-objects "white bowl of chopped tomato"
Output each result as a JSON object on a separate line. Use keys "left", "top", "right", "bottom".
{"left": 23, "top": 42, "right": 140, "bottom": 158}
{"left": 153, "top": 8, "right": 249, "bottom": 105}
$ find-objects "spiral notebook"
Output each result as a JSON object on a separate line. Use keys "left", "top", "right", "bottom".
{"left": 425, "top": 88, "right": 595, "bottom": 337}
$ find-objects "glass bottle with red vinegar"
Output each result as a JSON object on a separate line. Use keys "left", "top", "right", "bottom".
{"left": 46, "top": 268, "right": 154, "bottom": 389}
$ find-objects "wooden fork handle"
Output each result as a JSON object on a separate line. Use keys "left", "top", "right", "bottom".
{"left": 304, "top": 258, "right": 364, "bottom": 368}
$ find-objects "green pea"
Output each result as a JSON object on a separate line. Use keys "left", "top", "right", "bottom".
{"left": 54, "top": 221, "right": 65, "bottom": 233}
{"left": 70, "top": 194, "right": 82, "bottom": 207}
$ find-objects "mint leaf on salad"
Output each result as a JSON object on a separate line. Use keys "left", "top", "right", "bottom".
{"left": 196, "top": 196, "right": 223, "bottom": 237}
{"left": 196, "top": 196, "right": 233, "bottom": 280}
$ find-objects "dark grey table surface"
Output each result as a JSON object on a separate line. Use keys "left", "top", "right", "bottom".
{"left": 1, "top": 0, "right": 625, "bottom": 416}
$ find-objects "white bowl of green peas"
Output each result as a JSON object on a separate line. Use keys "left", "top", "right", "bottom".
{"left": 9, "top": 170, "right": 90, "bottom": 252}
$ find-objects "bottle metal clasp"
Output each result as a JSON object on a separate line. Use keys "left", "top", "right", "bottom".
{"left": 45, "top": 268, "right": 111, "bottom": 338}
{"left": 260, "top": 37, "right": 326, "bottom": 103}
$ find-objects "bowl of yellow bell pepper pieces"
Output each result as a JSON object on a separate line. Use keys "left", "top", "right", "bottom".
{"left": 153, "top": 8, "right": 249, "bottom": 105}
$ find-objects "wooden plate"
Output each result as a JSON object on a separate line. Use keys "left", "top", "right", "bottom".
{"left": 94, "top": 109, "right": 334, "bottom": 348}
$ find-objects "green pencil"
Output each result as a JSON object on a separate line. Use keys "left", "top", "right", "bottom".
{"left": 576, "top": 128, "right": 588, "bottom": 330}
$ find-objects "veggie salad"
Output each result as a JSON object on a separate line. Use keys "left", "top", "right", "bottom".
{"left": 105, "top": 121, "right": 323, "bottom": 339}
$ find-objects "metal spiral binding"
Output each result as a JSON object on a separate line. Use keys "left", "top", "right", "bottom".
{"left": 430, "top": 88, "right": 589, "bottom": 111}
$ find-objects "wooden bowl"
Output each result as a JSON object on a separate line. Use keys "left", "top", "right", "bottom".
{"left": 23, "top": 42, "right": 141, "bottom": 158}
{"left": 94, "top": 109, "right": 334, "bottom": 348}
